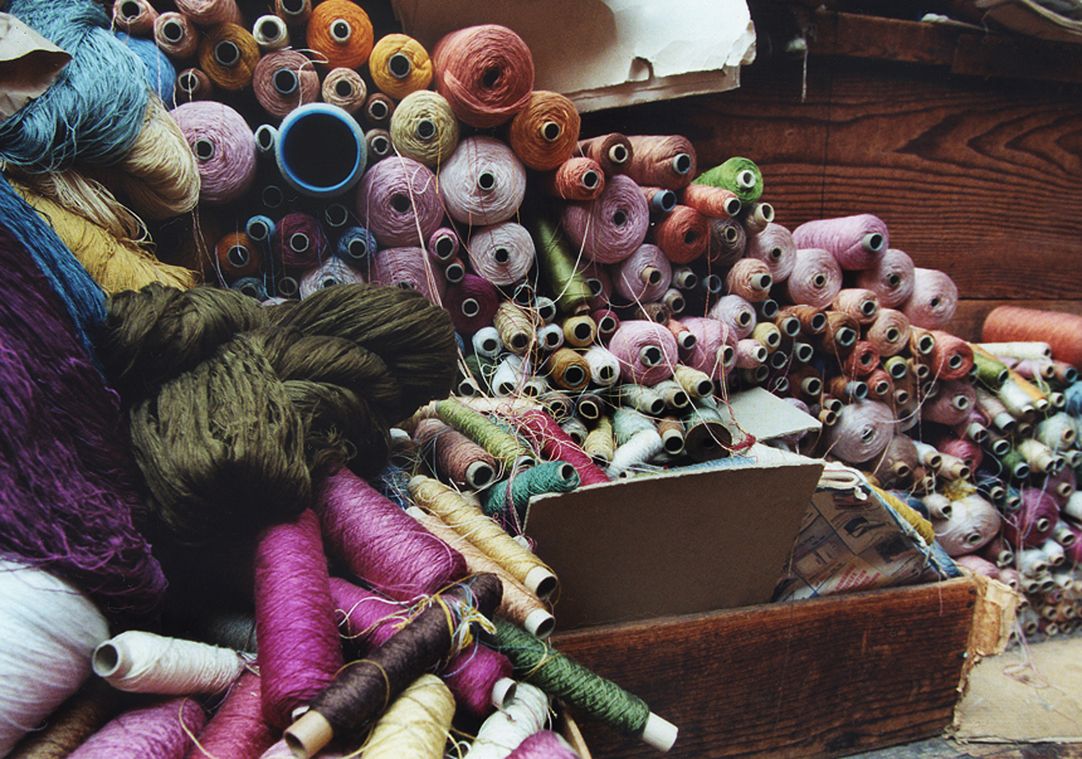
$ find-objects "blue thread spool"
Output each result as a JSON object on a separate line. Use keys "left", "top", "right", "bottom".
{"left": 245, "top": 215, "right": 277, "bottom": 246}
{"left": 336, "top": 226, "right": 377, "bottom": 264}
{"left": 275, "top": 104, "right": 367, "bottom": 198}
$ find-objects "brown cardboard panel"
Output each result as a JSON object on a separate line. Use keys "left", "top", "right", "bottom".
{"left": 526, "top": 451, "right": 824, "bottom": 629}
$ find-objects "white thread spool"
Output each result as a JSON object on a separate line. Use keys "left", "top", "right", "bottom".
{"left": 607, "top": 429, "right": 664, "bottom": 478}
{"left": 491, "top": 355, "right": 531, "bottom": 397}
{"left": 537, "top": 323, "right": 565, "bottom": 352}
{"left": 463, "top": 682, "right": 550, "bottom": 759}
{"left": 252, "top": 14, "right": 289, "bottom": 50}
{"left": 0, "top": 560, "right": 109, "bottom": 755}
{"left": 584, "top": 345, "right": 620, "bottom": 387}
{"left": 933, "top": 494, "right": 1000, "bottom": 557}
{"left": 977, "top": 342, "right": 1052, "bottom": 361}
{"left": 1039, "top": 539, "right": 1066, "bottom": 568}
{"left": 1018, "top": 548, "right": 1049, "bottom": 578}
{"left": 472, "top": 327, "right": 503, "bottom": 359}
{"left": 92, "top": 630, "right": 244, "bottom": 695}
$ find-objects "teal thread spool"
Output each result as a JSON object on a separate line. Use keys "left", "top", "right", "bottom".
{"left": 435, "top": 398, "right": 535, "bottom": 470}
{"left": 482, "top": 461, "right": 580, "bottom": 524}
{"left": 693, "top": 156, "right": 763, "bottom": 203}
{"left": 613, "top": 384, "right": 665, "bottom": 416}
{"left": 613, "top": 407, "right": 657, "bottom": 445}
{"left": 492, "top": 620, "right": 678, "bottom": 751}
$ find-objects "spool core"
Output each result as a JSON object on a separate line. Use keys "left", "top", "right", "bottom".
{"left": 477, "top": 171, "right": 496, "bottom": 192}
{"left": 161, "top": 19, "right": 184, "bottom": 43}
{"left": 278, "top": 276, "right": 299, "bottom": 297}
{"left": 281, "top": 0, "right": 307, "bottom": 14}
{"left": 444, "top": 262, "right": 465, "bottom": 283}
{"left": 178, "top": 71, "right": 200, "bottom": 94}
{"left": 227, "top": 246, "right": 250, "bottom": 269}
{"left": 416, "top": 119, "right": 436, "bottom": 140}
{"left": 493, "top": 247, "right": 511, "bottom": 264}
{"left": 564, "top": 366, "right": 586, "bottom": 386}
{"left": 863, "top": 232, "right": 886, "bottom": 253}
{"left": 347, "top": 238, "right": 367, "bottom": 259}
{"left": 737, "top": 169, "right": 757, "bottom": 189}
{"left": 368, "top": 99, "right": 389, "bottom": 120}
{"left": 388, "top": 52, "right": 412, "bottom": 79}
{"left": 274, "top": 67, "right": 299, "bottom": 95}
{"left": 289, "top": 233, "right": 310, "bottom": 253}
{"left": 248, "top": 220, "right": 269, "bottom": 241}
{"left": 193, "top": 138, "right": 215, "bottom": 161}
{"left": 434, "top": 235, "right": 455, "bottom": 259}
{"left": 214, "top": 40, "right": 240, "bottom": 67}
{"left": 794, "top": 343, "right": 813, "bottom": 363}
{"left": 672, "top": 153, "right": 692, "bottom": 175}
{"left": 255, "top": 125, "right": 277, "bottom": 152}
{"left": 324, "top": 204, "right": 348, "bottom": 228}
{"left": 335, "top": 79, "right": 353, "bottom": 97}
{"left": 581, "top": 170, "right": 600, "bottom": 190}
{"left": 541, "top": 121, "right": 562, "bottom": 142}
{"left": 609, "top": 144, "right": 629, "bottom": 164}
{"left": 120, "top": 1, "right": 141, "bottom": 20}
{"left": 461, "top": 298, "right": 480, "bottom": 318}
{"left": 370, "top": 134, "right": 390, "bottom": 155}
{"left": 641, "top": 346, "right": 663, "bottom": 366}
{"left": 812, "top": 273, "right": 827, "bottom": 288}
{"left": 330, "top": 19, "right": 352, "bottom": 42}
{"left": 612, "top": 210, "right": 628, "bottom": 227}
{"left": 260, "top": 18, "right": 284, "bottom": 42}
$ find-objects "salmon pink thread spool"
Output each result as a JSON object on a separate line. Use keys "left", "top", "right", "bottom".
{"left": 624, "top": 135, "right": 697, "bottom": 190}
{"left": 613, "top": 244, "right": 671, "bottom": 304}
{"left": 726, "top": 258, "right": 773, "bottom": 302}
{"left": 433, "top": 25, "right": 535, "bottom": 128}
{"left": 650, "top": 205, "right": 708, "bottom": 264}
{"left": 855, "top": 248, "right": 914, "bottom": 308}
{"left": 577, "top": 133, "right": 633, "bottom": 175}
{"left": 545, "top": 157, "right": 605, "bottom": 201}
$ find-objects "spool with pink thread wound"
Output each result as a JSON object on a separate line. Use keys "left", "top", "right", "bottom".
{"left": 784, "top": 248, "right": 843, "bottom": 308}
{"left": 609, "top": 320, "right": 679, "bottom": 386}
{"left": 792, "top": 213, "right": 888, "bottom": 271}
{"left": 682, "top": 316, "right": 736, "bottom": 379}
{"left": 745, "top": 223, "right": 797, "bottom": 284}
{"left": 855, "top": 248, "right": 914, "bottom": 308}
{"left": 612, "top": 244, "right": 671, "bottom": 304}
{"left": 356, "top": 156, "right": 443, "bottom": 247}
{"left": 562, "top": 174, "right": 650, "bottom": 264}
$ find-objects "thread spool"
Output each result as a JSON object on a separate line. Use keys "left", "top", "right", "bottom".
{"left": 609, "top": 244, "right": 669, "bottom": 303}
{"left": 1004, "top": 488, "right": 1059, "bottom": 549}
{"left": 464, "top": 682, "right": 550, "bottom": 759}
{"left": 213, "top": 232, "right": 259, "bottom": 280}
{"left": 651, "top": 205, "right": 709, "bottom": 265}
{"left": 934, "top": 494, "right": 1001, "bottom": 556}
{"left": 854, "top": 248, "right": 915, "bottom": 308}
{"left": 785, "top": 248, "right": 843, "bottom": 308}
{"left": 560, "top": 314, "right": 596, "bottom": 349}
{"left": 873, "top": 435, "right": 919, "bottom": 486}
{"left": 833, "top": 288, "right": 880, "bottom": 325}
{"left": 683, "top": 405, "right": 739, "bottom": 462}
{"left": 252, "top": 14, "right": 289, "bottom": 51}
{"left": 358, "top": 157, "right": 449, "bottom": 248}
{"left": 726, "top": 258, "right": 773, "bottom": 302}
{"left": 321, "top": 68, "right": 367, "bottom": 114}
{"left": 171, "top": 101, "right": 255, "bottom": 205}
{"left": 175, "top": 67, "right": 213, "bottom": 103}
{"left": 306, "top": 0, "right": 373, "bottom": 69}
{"left": 792, "top": 214, "right": 888, "bottom": 271}
{"left": 275, "top": 103, "right": 367, "bottom": 198}
{"left": 781, "top": 305, "right": 827, "bottom": 337}
{"left": 822, "top": 311, "right": 859, "bottom": 354}
{"left": 544, "top": 348, "right": 590, "bottom": 393}
{"left": 275, "top": 0, "right": 312, "bottom": 27}
{"left": 866, "top": 308, "right": 911, "bottom": 357}
{"left": 463, "top": 221, "right": 533, "bottom": 287}
{"left": 563, "top": 174, "right": 650, "bottom": 264}
{"left": 622, "top": 135, "right": 697, "bottom": 190}
{"left": 710, "top": 294, "right": 757, "bottom": 340}
{"left": 363, "top": 129, "right": 393, "bottom": 164}
{"left": 435, "top": 398, "right": 536, "bottom": 471}
{"left": 926, "top": 330, "right": 973, "bottom": 381}
{"left": 440, "top": 136, "right": 528, "bottom": 226}
{"left": 91, "top": 631, "right": 242, "bottom": 695}
{"left": 369, "top": 247, "right": 443, "bottom": 302}
{"left": 369, "top": 33, "right": 433, "bottom": 100}
{"left": 274, "top": 211, "right": 327, "bottom": 270}
{"left": 252, "top": 50, "right": 319, "bottom": 118}
{"left": 197, "top": 23, "right": 259, "bottom": 91}
{"left": 682, "top": 184, "right": 742, "bottom": 218}
{"left": 903, "top": 268, "right": 958, "bottom": 330}
{"left": 545, "top": 156, "right": 606, "bottom": 202}
{"left": 432, "top": 24, "right": 535, "bottom": 127}
{"left": 113, "top": 0, "right": 158, "bottom": 34}
{"left": 515, "top": 411, "right": 609, "bottom": 486}
{"left": 155, "top": 13, "right": 200, "bottom": 60}
{"left": 443, "top": 274, "right": 498, "bottom": 335}
{"left": 359, "top": 674, "right": 457, "bottom": 758}
{"left": 705, "top": 217, "right": 746, "bottom": 267}
{"left": 385, "top": 96, "right": 456, "bottom": 171}
{"left": 507, "top": 731, "right": 582, "bottom": 759}
{"left": 610, "top": 320, "right": 680, "bottom": 386}
{"left": 694, "top": 156, "right": 763, "bottom": 202}
{"left": 824, "top": 400, "right": 894, "bottom": 464}
{"left": 509, "top": 90, "right": 581, "bottom": 170}
{"left": 333, "top": 226, "right": 374, "bottom": 266}
{"left": 483, "top": 462, "right": 582, "bottom": 527}
{"left": 67, "top": 698, "right": 205, "bottom": 759}
{"left": 577, "top": 133, "right": 633, "bottom": 175}
{"left": 982, "top": 306, "right": 1082, "bottom": 369}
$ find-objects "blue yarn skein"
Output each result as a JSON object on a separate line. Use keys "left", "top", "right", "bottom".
{"left": 0, "top": 0, "right": 150, "bottom": 170}
{"left": 115, "top": 31, "right": 176, "bottom": 105}
{"left": 0, "top": 176, "right": 106, "bottom": 356}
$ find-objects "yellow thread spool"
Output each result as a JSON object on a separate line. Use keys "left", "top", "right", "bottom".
{"left": 369, "top": 33, "right": 433, "bottom": 100}
{"left": 562, "top": 314, "right": 597, "bottom": 348}
{"left": 494, "top": 302, "right": 536, "bottom": 356}
{"left": 546, "top": 348, "right": 590, "bottom": 392}
{"left": 360, "top": 675, "right": 455, "bottom": 759}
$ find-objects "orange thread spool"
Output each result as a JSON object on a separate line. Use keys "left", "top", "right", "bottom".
{"left": 215, "top": 231, "right": 262, "bottom": 278}
{"left": 843, "top": 340, "right": 881, "bottom": 378}
{"left": 369, "top": 33, "right": 433, "bottom": 100}
{"left": 682, "top": 184, "right": 741, "bottom": 218}
{"left": 625, "top": 135, "right": 697, "bottom": 190}
{"left": 306, "top": 0, "right": 374, "bottom": 70}
{"left": 725, "top": 258, "right": 773, "bottom": 302}
{"left": 432, "top": 25, "right": 535, "bottom": 128}
{"left": 577, "top": 133, "right": 633, "bottom": 176}
{"left": 866, "top": 369, "right": 894, "bottom": 400}
{"left": 822, "top": 311, "right": 859, "bottom": 355}
{"left": 780, "top": 304, "right": 827, "bottom": 336}
{"left": 508, "top": 91, "right": 581, "bottom": 171}
{"left": 651, "top": 205, "right": 708, "bottom": 265}
{"left": 929, "top": 330, "right": 974, "bottom": 381}
{"left": 198, "top": 23, "right": 260, "bottom": 91}
{"left": 544, "top": 157, "right": 605, "bottom": 201}
{"left": 983, "top": 306, "right": 1082, "bottom": 369}
{"left": 832, "top": 288, "right": 880, "bottom": 325}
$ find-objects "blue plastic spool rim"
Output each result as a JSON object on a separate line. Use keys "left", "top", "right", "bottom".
{"left": 275, "top": 103, "right": 367, "bottom": 198}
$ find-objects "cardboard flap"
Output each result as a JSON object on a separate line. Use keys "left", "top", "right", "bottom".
{"left": 0, "top": 13, "right": 70, "bottom": 120}
{"left": 724, "top": 386, "right": 821, "bottom": 442}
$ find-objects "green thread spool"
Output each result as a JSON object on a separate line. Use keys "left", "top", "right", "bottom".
{"left": 693, "top": 156, "right": 763, "bottom": 203}
{"left": 532, "top": 216, "right": 592, "bottom": 316}
{"left": 999, "top": 448, "right": 1031, "bottom": 480}
{"left": 482, "top": 461, "right": 580, "bottom": 523}
{"left": 435, "top": 398, "right": 535, "bottom": 469}
{"left": 584, "top": 416, "right": 615, "bottom": 463}
{"left": 972, "top": 348, "right": 1009, "bottom": 389}
{"left": 613, "top": 407, "right": 657, "bottom": 445}
{"left": 613, "top": 384, "right": 665, "bottom": 416}
{"left": 492, "top": 620, "right": 677, "bottom": 751}
{"left": 463, "top": 354, "right": 497, "bottom": 393}
{"left": 683, "top": 404, "right": 735, "bottom": 462}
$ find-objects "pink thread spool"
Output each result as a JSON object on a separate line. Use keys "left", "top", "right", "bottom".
{"left": 746, "top": 223, "right": 797, "bottom": 284}
{"left": 843, "top": 340, "right": 881, "bottom": 379}
{"left": 252, "top": 50, "right": 320, "bottom": 118}
{"left": 545, "top": 156, "right": 606, "bottom": 201}
{"left": 275, "top": 212, "right": 328, "bottom": 270}
{"left": 936, "top": 437, "right": 984, "bottom": 471}
{"left": 515, "top": 410, "right": 610, "bottom": 486}
{"left": 562, "top": 174, "right": 650, "bottom": 264}
{"left": 327, "top": 578, "right": 514, "bottom": 718}
{"left": 444, "top": 274, "right": 500, "bottom": 335}
{"left": 725, "top": 258, "right": 773, "bottom": 303}
{"left": 155, "top": 13, "right": 200, "bottom": 60}
{"left": 369, "top": 247, "right": 444, "bottom": 303}
{"left": 709, "top": 294, "right": 757, "bottom": 340}
{"left": 736, "top": 338, "right": 767, "bottom": 369}
{"left": 176, "top": 0, "right": 242, "bottom": 26}
{"left": 954, "top": 555, "right": 999, "bottom": 579}
{"left": 706, "top": 217, "right": 746, "bottom": 267}
{"left": 934, "top": 495, "right": 1001, "bottom": 557}
{"left": 188, "top": 670, "right": 277, "bottom": 759}
{"left": 1003, "top": 489, "right": 1058, "bottom": 548}
{"left": 785, "top": 248, "right": 843, "bottom": 308}
{"left": 792, "top": 214, "right": 888, "bottom": 271}
{"left": 319, "top": 470, "right": 468, "bottom": 600}
{"left": 113, "top": 0, "right": 159, "bottom": 35}
{"left": 439, "top": 136, "right": 527, "bottom": 225}
{"left": 171, "top": 101, "right": 256, "bottom": 205}
{"left": 682, "top": 316, "right": 736, "bottom": 379}
{"left": 613, "top": 244, "right": 671, "bottom": 304}
{"left": 592, "top": 307, "right": 620, "bottom": 340}
{"left": 824, "top": 400, "right": 895, "bottom": 464}
{"left": 902, "top": 268, "right": 958, "bottom": 330}
{"left": 855, "top": 248, "right": 914, "bottom": 308}
{"left": 69, "top": 698, "right": 205, "bottom": 759}
{"left": 356, "top": 156, "right": 443, "bottom": 247}
{"left": 428, "top": 226, "right": 460, "bottom": 262}
{"left": 609, "top": 320, "right": 679, "bottom": 386}
{"left": 507, "top": 731, "right": 582, "bottom": 759}
{"left": 254, "top": 509, "right": 343, "bottom": 729}
{"left": 922, "top": 380, "right": 975, "bottom": 426}
{"left": 625, "top": 134, "right": 697, "bottom": 190}
{"left": 467, "top": 222, "right": 535, "bottom": 286}
{"left": 832, "top": 288, "right": 880, "bottom": 325}
{"left": 865, "top": 308, "right": 911, "bottom": 357}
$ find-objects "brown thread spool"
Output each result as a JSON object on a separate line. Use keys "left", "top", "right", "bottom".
{"left": 625, "top": 135, "right": 697, "bottom": 190}
{"left": 253, "top": 50, "right": 320, "bottom": 118}
{"left": 742, "top": 202, "right": 775, "bottom": 234}
{"left": 781, "top": 305, "right": 827, "bottom": 336}
{"left": 322, "top": 68, "right": 367, "bottom": 114}
{"left": 576, "top": 392, "right": 604, "bottom": 422}
{"left": 113, "top": 0, "right": 158, "bottom": 35}
{"left": 214, "top": 231, "right": 261, "bottom": 279}
{"left": 366, "top": 129, "right": 393, "bottom": 162}
{"left": 928, "top": 330, "right": 974, "bottom": 381}
{"left": 276, "top": 0, "right": 312, "bottom": 26}
{"left": 546, "top": 348, "right": 591, "bottom": 392}
{"left": 790, "top": 367, "right": 823, "bottom": 400}
{"left": 175, "top": 67, "right": 214, "bottom": 103}
{"left": 562, "top": 315, "right": 597, "bottom": 348}
{"left": 726, "top": 258, "right": 772, "bottom": 302}
{"left": 657, "top": 417, "right": 686, "bottom": 455}
{"left": 651, "top": 205, "right": 708, "bottom": 265}
{"left": 843, "top": 340, "right": 880, "bottom": 379}
{"left": 155, "top": 12, "right": 201, "bottom": 60}
{"left": 706, "top": 217, "right": 746, "bottom": 267}
{"left": 829, "top": 375, "right": 868, "bottom": 401}
{"left": 832, "top": 288, "right": 880, "bottom": 325}
{"left": 682, "top": 184, "right": 741, "bottom": 218}
{"left": 773, "top": 312, "right": 802, "bottom": 339}
{"left": 637, "top": 302, "right": 671, "bottom": 325}
{"left": 577, "top": 133, "right": 633, "bottom": 175}
{"left": 365, "top": 93, "right": 396, "bottom": 129}
{"left": 495, "top": 302, "right": 536, "bottom": 355}
{"left": 866, "top": 369, "right": 894, "bottom": 400}
{"left": 509, "top": 91, "right": 581, "bottom": 171}
{"left": 822, "top": 311, "right": 859, "bottom": 355}
{"left": 545, "top": 157, "right": 605, "bottom": 201}
{"left": 199, "top": 23, "right": 260, "bottom": 91}
{"left": 413, "top": 418, "right": 498, "bottom": 489}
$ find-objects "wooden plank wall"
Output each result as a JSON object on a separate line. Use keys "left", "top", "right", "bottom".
{"left": 581, "top": 9, "right": 1082, "bottom": 340}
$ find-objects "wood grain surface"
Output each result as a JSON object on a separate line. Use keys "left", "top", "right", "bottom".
{"left": 552, "top": 578, "right": 977, "bottom": 758}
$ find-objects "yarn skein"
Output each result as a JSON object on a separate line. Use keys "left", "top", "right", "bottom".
{"left": 433, "top": 25, "right": 535, "bottom": 127}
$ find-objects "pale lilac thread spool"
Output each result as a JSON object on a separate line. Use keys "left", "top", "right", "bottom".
{"left": 356, "top": 156, "right": 443, "bottom": 247}
{"left": 709, "top": 294, "right": 757, "bottom": 340}
{"left": 252, "top": 49, "right": 320, "bottom": 118}
{"left": 792, "top": 213, "right": 888, "bottom": 270}
{"left": 438, "top": 136, "right": 526, "bottom": 226}
{"left": 902, "top": 268, "right": 958, "bottom": 330}
{"left": 562, "top": 174, "right": 650, "bottom": 264}
{"left": 369, "top": 246, "right": 444, "bottom": 303}
{"left": 855, "top": 248, "right": 915, "bottom": 308}
{"left": 613, "top": 244, "right": 671, "bottom": 304}
{"left": 1004, "top": 489, "right": 1058, "bottom": 548}
{"left": 922, "top": 380, "right": 975, "bottom": 426}
{"left": 467, "top": 222, "right": 536, "bottom": 286}
{"left": 319, "top": 470, "right": 467, "bottom": 600}
{"left": 298, "top": 258, "right": 364, "bottom": 297}
{"left": 171, "top": 101, "right": 256, "bottom": 205}
{"left": 935, "top": 494, "right": 1001, "bottom": 557}
{"left": 429, "top": 226, "right": 461, "bottom": 262}
{"left": 682, "top": 316, "right": 735, "bottom": 379}
{"left": 784, "top": 248, "right": 843, "bottom": 308}
{"left": 746, "top": 222, "right": 796, "bottom": 284}
{"left": 609, "top": 320, "right": 679, "bottom": 386}
{"left": 825, "top": 400, "right": 895, "bottom": 464}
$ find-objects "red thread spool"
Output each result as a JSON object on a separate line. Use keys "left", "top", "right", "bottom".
{"left": 275, "top": 212, "right": 328, "bottom": 271}
{"left": 515, "top": 409, "right": 610, "bottom": 486}
{"left": 191, "top": 670, "right": 277, "bottom": 758}
{"left": 577, "top": 133, "right": 633, "bottom": 175}
{"left": 306, "top": 0, "right": 373, "bottom": 69}
{"left": 215, "top": 231, "right": 261, "bottom": 279}
{"left": 545, "top": 156, "right": 605, "bottom": 201}
{"left": 444, "top": 274, "right": 500, "bottom": 335}
{"left": 843, "top": 340, "right": 881, "bottom": 378}
{"left": 650, "top": 205, "right": 708, "bottom": 265}
{"left": 983, "top": 306, "right": 1082, "bottom": 369}
{"left": 433, "top": 25, "right": 535, "bottom": 128}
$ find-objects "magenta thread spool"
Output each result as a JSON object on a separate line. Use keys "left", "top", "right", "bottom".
{"left": 275, "top": 212, "right": 328, "bottom": 271}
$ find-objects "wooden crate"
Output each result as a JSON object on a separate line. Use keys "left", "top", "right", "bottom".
{"left": 553, "top": 577, "right": 980, "bottom": 758}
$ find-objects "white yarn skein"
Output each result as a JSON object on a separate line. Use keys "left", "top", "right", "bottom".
{"left": 0, "top": 559, "right": 109, "bottom": 755}
{"left": 464, "top": 682, "right": 550, "bottom": 759}
{"left": 92, "top": 630, "right": 244, "bottom": 695}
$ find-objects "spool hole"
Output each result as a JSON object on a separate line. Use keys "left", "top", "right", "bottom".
{"left": 368, "top": 99, "right": 389, "bottom": 120}
{"left": 683, "top": 230, "right": 699, "bottom": 246}
{"left": 723, "top": 225, "right": 739, "bottom": 243}
{"left": 120, "top": 0, "right": 142, "bottom": 20}
{"left": 321, "top": 278, "right": 338, "bottom": 289}
{"left": 647, "top": 269, "right": 663, "bottom": 285}
{"left": 838, "top": 327, "right": 856, "bottom": 345}
{"left": 664, "top": 434, "right": 683, "bottom": 454}
{"left": 770, "top": 247, "right": 783, "bottom": 261}
{"left": 705, "top": 274, "right": 723, "bottom": 293}
{"left": 278, "top": 276, "right": 298, "bottom": 297}
{"left": 477, "top": 171, "right": 496, "bottom": 192}
{"left": 610, "top": 144, "right": 629, "bottom": 163}
{"left": 281, "top": 0, "right": 306, "bottom": 13}
{"left": 445, "top": 263, "right": 464, "bottom": 282}
{"left": 92, "top": 643, "right": 121, "bottom": 676}
{"left": 580, "top": 399, "right": 600, "bottom": 418}
{"left": 193, "top": 138, "right": 215, "bottom": 161}
{"left": 214, "top": 40, "right": 240, "bottom": 67}
{"left": 262, "top": 185, "right": 284, "bottom": 208}
{"left": 565, "top": 366, "right": 585, "bottom": 386}
{"left": 930, "top": 296, "right": 942, "bottom": 308}
{"left": 481, "top": 338, "right": 498, "bottom": 354}
{"left": 581, "top": 170, "right": 600, "bottom": 189}
{"left": 541, "top": 121, "right": 562, "bottom": 141}
{"left": 612, "top": 209, "right": 628, "bottom": 227}
{"left": 948, "top": 354, "right": 963, "bottom": 369}
{"left": 885, "top": 327, "right": 900, "bottom": 342}
{"left": 756, "top": 274, "right": 773, "bottom": 291}
{"left": 335, "top": 79, "right": 353, "bottom": 98}
{"left": 860, "top": 351, "right": 872, "bottom": 366}
{"left": 289, "top": 232, "right": 310, "bottom": 253}
{"left": 162, "top": 19, "right": 184, "bottom": 43}
{"left": 726, "top": 198, "right": 742, "bottom": 215}
{"left": 481, "top": 66, "right": 501, "bottom": 88}
{"left": 722, "top": 345, "right": 735, "bottom": 366}
{"left": 324, "top": 205, "right": 348, "bottom": 227}
{"left": 390, "top": 194, "right": 411, "bottom": 214}
{"left": 493, "top": 247, "right": 511, "bottom": 264}
{"left": 867, "top": 233, "right": 885, "bottom": 252}
{"left": 895, "top": 389, "right": 910, "bottom": 404}
{"left": 795, "top": 344, "right": 813, "bottom": 362}
{"left": 919, "top": 335, "right": 935, "bottom": 353}
{"left": 673, "top": 153, "right": 692, "bottom": 174}
{"left": 804, "top": 378, "right": 822, "bottom": 396}
{"left": 642, "top": 346, "right": 663, "bottom": 366}
{"left": 737, "top": 311, "right": 752, "bottom": 327}
{"left": 248, "top": 220, "right": 268, "bottom": 241}
{"left": 371, "top": 135, "right": 390, "bottom": 155}
{"left": 255, "top": 125, "right": 276, "bottom": 152}
{"left": 573, "top": 323, "right": 591, "bottom": 341}
{"left": 178, "top": 71, "right": 199, "bottom": 93}
{"left": 281, "top": 110, "right": 360, "bottom": 191}
{"left": 458, "top": 298, "right": 479, "bottom": 318}
{"left": 738, "top": 169, "right": 756, "bottom": 189}
{"left": 274, "top": 68, "right": 299, "bottom": 95}
{"left": 1036, "top": 518, "right": 1051, "bottom": 532}
{"left": 347, "top": 238, "right": 367, "bottom": 259}
{"left": 671, "top": 295, "right": 686, "bottom": 313}
{"left": 587, "top": 278, "right": 603, "bottom": 297}
{"left": 434, "top": 235, "right": 455, "bottom": 259}
{"left": 226, "top": 246, "right": 249, "bottom": 269}
{"left": 659, "top": 190, "right": 677, "bottom": 211}
{"left": 813, "top": 273, "right": 827, "bottom": 287}
{"left": 416, "top": 119, "right": 436, "bottom": 140}
{"left": 511, "top": 334, "right": 528, "bottom": 351}
{"left": 330, "top": 19, "right": 352, "bottom": 42}
{"left": 861, "top": 300, "right": 877, "bottom": 316}
{"left": 388, "top": 52, "right": 412, "bottom": 79}
{"left": 599, "top": 315, "right": 616, "bottom": 334}
{"left": 887, "top": 273, "right": 901, "bottom": 287}
{"left": 260, "top": 18, "right": 283, "bottom": 40}
{"left": 874, "top": 380, "right": 889, "bottom": 395}
{"left": 240, "top": 282, "right": 260, "bottom": 297}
